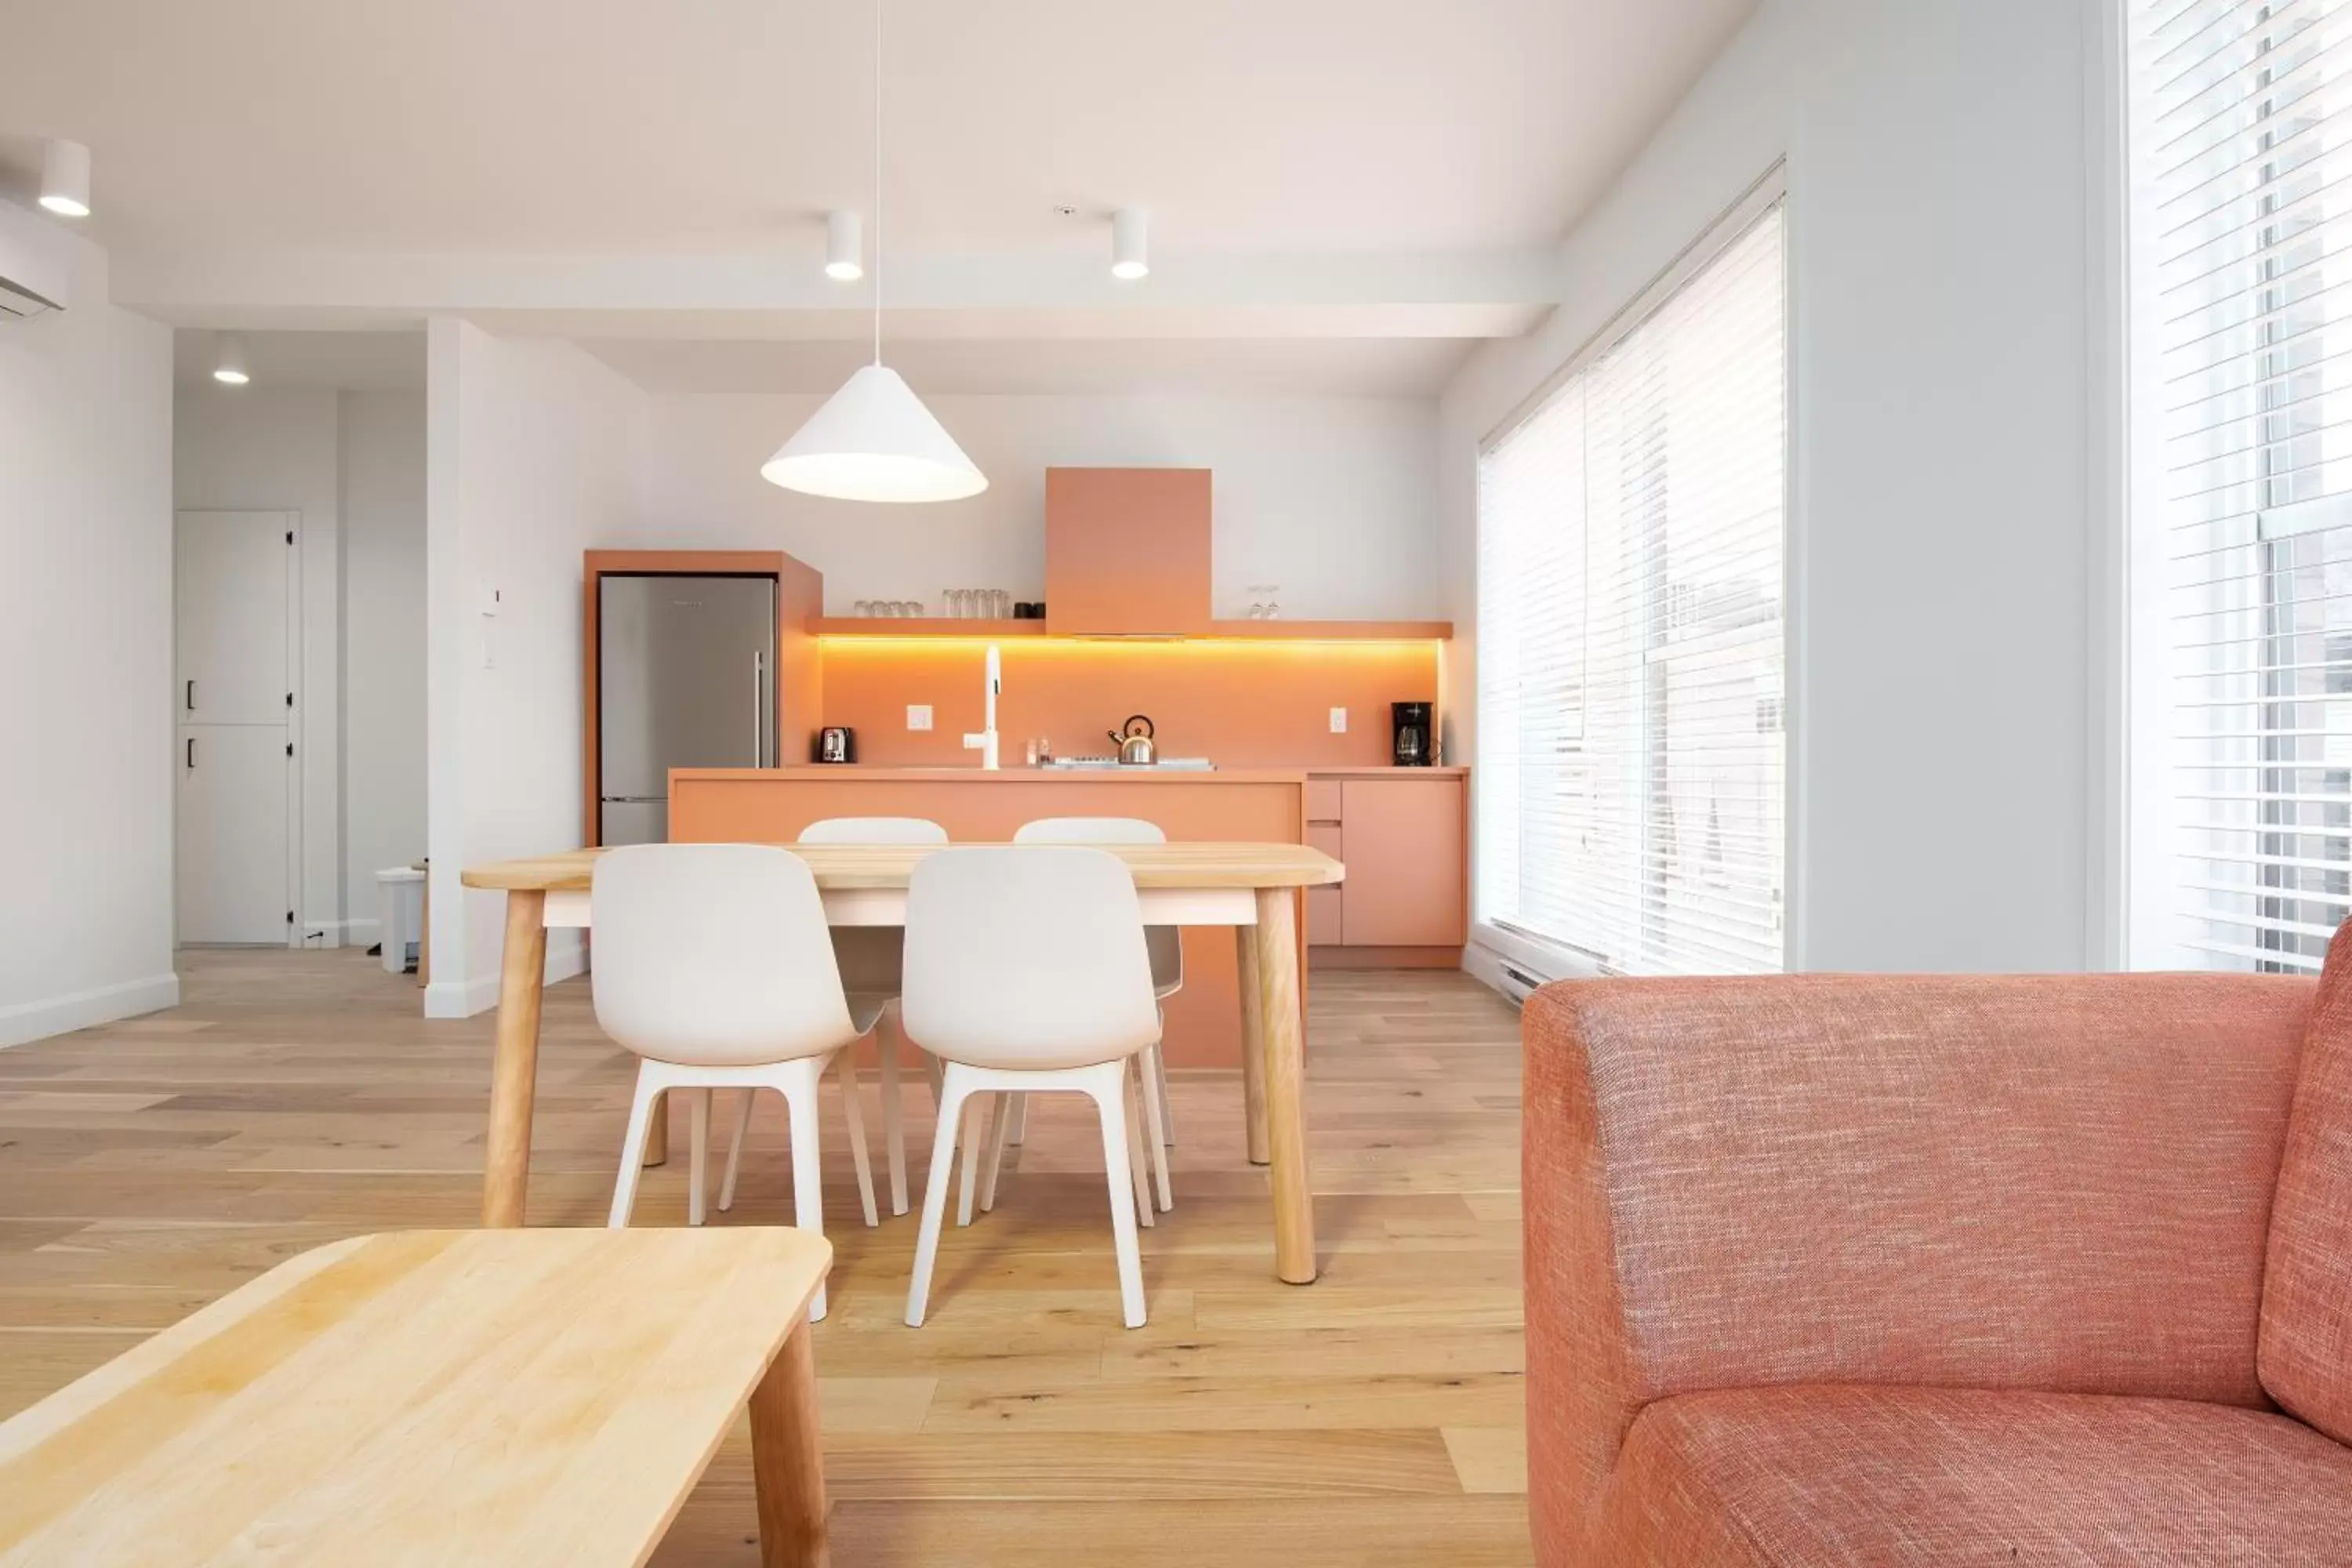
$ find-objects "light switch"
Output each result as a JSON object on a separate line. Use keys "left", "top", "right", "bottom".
{"left": 1329, "top": 706, "right": 1348, "bottom": 734}
{"left": 907, "top": 704, "right": 933, "bottom": 731}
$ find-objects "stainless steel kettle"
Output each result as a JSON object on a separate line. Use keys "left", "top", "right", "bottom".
{"left": 1109, "top": 714, "right": 1156, "bottom": 765}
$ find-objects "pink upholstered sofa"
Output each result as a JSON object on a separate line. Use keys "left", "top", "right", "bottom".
{"left": 1523, "top": 931, "right": 2352, "bottom": 1564}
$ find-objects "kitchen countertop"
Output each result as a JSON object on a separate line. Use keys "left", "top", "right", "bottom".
{"left": 677, "top": 765, "right": 1467, "bottom": 783}
{"left": 678, "top": 766, "right": 1314, "bottom": 785}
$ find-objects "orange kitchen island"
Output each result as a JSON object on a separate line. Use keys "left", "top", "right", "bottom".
{"left": 668, "top": 767, "right": 1313, "bottom": 1069}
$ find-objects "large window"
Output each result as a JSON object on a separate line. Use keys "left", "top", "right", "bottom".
{"left": 1476, "top": 194, "right": 1788, "bottom": 978}
{"left": 2128, "top": 1, "right": 2352, "bottom": 972}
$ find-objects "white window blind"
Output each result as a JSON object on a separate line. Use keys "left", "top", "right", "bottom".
{"left": 1476, "top": 201, "right": 1787, "bottom": 977}
{"left": 2130, "top": 0, "right": 2352, "bottom": 972}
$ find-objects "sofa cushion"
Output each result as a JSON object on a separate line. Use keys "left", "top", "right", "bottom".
{"left": 1592, "top": 1385, "right": 2352, "bottom": 1566}
{"left": 2262, "top": 919, "right": 2352, "bottom": 1445}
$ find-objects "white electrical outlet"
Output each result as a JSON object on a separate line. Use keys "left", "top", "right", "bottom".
{"left": 1329, "top": 706, "right": 1348, "bottom": 734}
{"left": 907, "top": 704, "right": 933, "bottom": 731}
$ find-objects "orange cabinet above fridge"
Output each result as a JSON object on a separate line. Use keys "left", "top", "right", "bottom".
{"left": 1046, "top": 467, "right": 1212, "bottom": 637}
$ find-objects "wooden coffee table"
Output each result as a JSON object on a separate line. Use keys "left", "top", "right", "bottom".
{"left": 0, "top": 1228, "right": 835, "bottom": 1567}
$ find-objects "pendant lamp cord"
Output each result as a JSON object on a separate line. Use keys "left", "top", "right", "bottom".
{"left": 872, "top": 0, "right": 884, "bottom": 367}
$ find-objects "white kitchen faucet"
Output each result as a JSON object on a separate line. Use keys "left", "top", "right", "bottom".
{"left": 962, "top": 643, "right": 1001, "bottom": 770}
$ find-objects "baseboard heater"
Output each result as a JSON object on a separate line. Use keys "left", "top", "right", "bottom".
{"left": 1497, "top": 964, "right": 1545, "bottom": 1005}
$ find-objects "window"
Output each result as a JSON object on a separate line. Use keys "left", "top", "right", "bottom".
{"left": 2127, "top": 1, "right": 2352, "bottom": 972}
{"left": 1476, "top": 194, "right": 1788, "bottom": 977}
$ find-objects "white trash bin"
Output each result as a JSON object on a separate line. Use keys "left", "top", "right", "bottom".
{"left": 376, "top": 867, "right": 425, "bottom": 975}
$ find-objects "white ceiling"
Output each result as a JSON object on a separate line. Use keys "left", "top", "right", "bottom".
{"left": 171, "top": 328, "right": 423, "bottom": 390}
{"left": 586, "top": 336, "right": 1476, "bottom": 397}
{"left": 5, "top": 0, "right": 1755, "bottom": 395}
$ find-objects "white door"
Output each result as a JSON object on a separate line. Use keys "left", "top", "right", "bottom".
{"left": 175, "top": 511, "right": 296, "bottom": 945}
{"left": 177, "top": 512, "right": 293, "bottom": 723}
{"left": 176, "top": 725, "right": 292, "bottom": 944}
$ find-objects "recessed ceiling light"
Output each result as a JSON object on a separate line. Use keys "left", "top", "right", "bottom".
{"left": 38, "top": 140, "right": 91, "bottom": 218}
{"left": 1111, "top": 209, "right": 1149, "bottom": 281}
{"left": 213, "top": 333, "right": 250, "bottom": 386}
{"left": 826, "top": 210, "right": 864, "bottom": 281}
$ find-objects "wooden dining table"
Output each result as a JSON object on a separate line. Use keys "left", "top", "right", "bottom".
{"left": 459, "top": 840, "right": 1344, "bottom": 1284}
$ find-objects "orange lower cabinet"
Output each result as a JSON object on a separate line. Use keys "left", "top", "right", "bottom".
{"left": 1335, "top": 777, "right": 1466, "bottom": 948}
{"left": 1304, "top": 822, "right": 1345, "bottom": 944}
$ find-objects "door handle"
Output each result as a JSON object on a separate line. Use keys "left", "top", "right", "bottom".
{"left": 186, "top": 737, "right": 195, "bottom": 770}
{"left": 185, "top": 679, "right": 194, "bottom": 712}
{"left": 753, "top": 651, "right": 767, "bottom": 767}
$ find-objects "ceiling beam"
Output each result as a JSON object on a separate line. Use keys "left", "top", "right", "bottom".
{"left": 111, "top": 246, "right": 1559, "bottom": 341}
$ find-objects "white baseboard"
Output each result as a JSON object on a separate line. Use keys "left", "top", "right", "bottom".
{"left": 0, "top": 972, "right": 183, "bottom": 1050}
{"left": 423, "top": 931, "right": 585, "bottom": 1020}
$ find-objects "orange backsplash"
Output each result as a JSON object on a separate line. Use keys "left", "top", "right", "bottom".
{"left": 811, "top": 637, "right": 1441, "bottom": 768}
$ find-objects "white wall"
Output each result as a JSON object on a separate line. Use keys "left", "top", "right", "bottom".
{"left": 174, "top": 386, "right": 344, "bottom": 940}
{"left": 1443, "top": 0, "right": 2096, "bottom": 974}
{"left": 425, "top": 321, "right": 649, "bottom": 1017}
{"left": 645, "top": 393, "right": 1443, "bottom": 619}
{"left": 0, "top": 205, "right": 178, "bottom": 1046}
{"left": 340, "top": 390, "right": 428, "bottom": 924}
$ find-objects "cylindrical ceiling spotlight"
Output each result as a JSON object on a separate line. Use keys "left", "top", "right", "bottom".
{"left": 212, "top": 332, "right": 251, "bottom": 387}
{"left": 39, "top": 139, "right": 92, "bottom": 218}
{"left": 826, "top": 209, "right": 864, "bottom": 281}
{"left": 1111, "top": 208, "right": 1149, "bottom": 280}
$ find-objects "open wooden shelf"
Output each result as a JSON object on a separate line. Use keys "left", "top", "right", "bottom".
{"left": 1205, "top": 620, "right": 1454, "bottom": 641}
{"left": 809, "top": 617, "right": 1452, "bottom": 641}
{"left": 809, "top": 618, "right": 1047, "bottom": 637}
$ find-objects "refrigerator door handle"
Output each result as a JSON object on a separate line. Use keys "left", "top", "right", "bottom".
{"left": 753, "top": 650, "right": 767, "bottom": 768}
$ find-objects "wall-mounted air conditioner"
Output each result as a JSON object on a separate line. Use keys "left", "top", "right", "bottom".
{"left": 0, "top": 198, "right": 70, "bottom": 323}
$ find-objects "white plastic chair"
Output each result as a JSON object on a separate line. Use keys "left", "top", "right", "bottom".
{"left": 996, "top": 816, "right": 1181, "bottom": 1214}
{"left": 901, "top": 846, "right": 1163, "bottom": 1328}
{"left": 714, "top": 815, "right": 947, "bottom": 1218}
{"left": 593, "top": 843, "right": 879, "bottom": 1322}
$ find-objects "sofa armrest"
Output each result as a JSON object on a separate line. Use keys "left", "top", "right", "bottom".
{"left": 1522, "top": 971, "right": 2310, "bottom": 1552}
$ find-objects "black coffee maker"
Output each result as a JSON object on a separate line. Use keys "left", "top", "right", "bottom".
{"left": 1392, "top": 702, "right": 1434, "bottom": 767}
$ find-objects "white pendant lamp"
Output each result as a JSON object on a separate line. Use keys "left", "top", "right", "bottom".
{"left": 762, "top": 0, "right": 984, "bottom": 504}
{"left": 39, "top": 140, "right": 91, "bottom": 218}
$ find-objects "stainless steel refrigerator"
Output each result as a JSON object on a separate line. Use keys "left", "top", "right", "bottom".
{"left": 598, "top": 575, "right": 778, "bottom": 846}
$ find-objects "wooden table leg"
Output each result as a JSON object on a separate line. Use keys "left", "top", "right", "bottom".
{"left": 643, "top": 1094, "right": 670, "bottom": 1167}
{"left": 750, "top": 1316, "right": 830, "bottom": 1568}
{"left": 1234, "top": 927, "right": 1271, "bottom": 1167}
{"left": 481, "top": 889, "right": 548, "bottom": 1228}
{"left": 1250, "top": 887, "right": 1316, "bottom": 1283}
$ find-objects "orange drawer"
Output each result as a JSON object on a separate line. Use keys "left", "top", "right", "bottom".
{"left": 1305, "top": 779, "right": 1344, "bottom": 823}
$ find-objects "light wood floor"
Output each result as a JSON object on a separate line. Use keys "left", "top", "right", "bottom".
{"left": 0, "top": 949, "right": 1530, "bottom": 1566}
